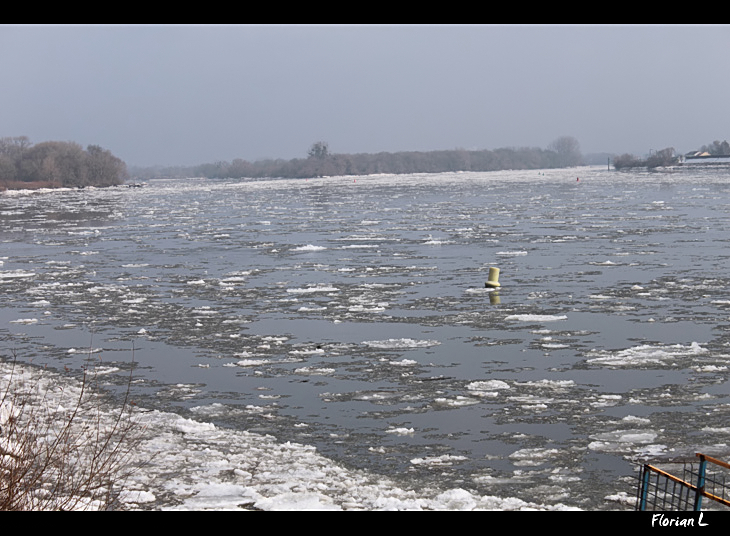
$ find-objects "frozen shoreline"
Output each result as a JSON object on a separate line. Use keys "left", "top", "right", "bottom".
{"left": 0, "top": 360, "right": 585, "bottom": 511}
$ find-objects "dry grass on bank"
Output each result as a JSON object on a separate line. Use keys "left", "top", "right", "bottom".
{"left": 0, "top": 355, "right": 144, "bottom": 510}
{"left": 0, "top": 180, "right": 61, "bottom": 191}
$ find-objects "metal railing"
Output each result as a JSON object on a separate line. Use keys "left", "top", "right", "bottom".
{"left": 637, "top": 453, "right": 730, "bottom": 511}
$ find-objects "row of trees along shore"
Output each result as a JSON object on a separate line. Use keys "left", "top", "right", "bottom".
{"left": 6, "top": 136, "right": 730, "bottom": 187}
{"left": 134, "top": 136, "right": 584, "bottom": 180}
{"left": 613, "top": 139, "right": 730, "bottom": 170}
{"left": 0, "top": 136, "right": 128, "bottom": 190}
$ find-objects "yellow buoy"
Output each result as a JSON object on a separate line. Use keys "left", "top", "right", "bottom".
{"left": 485, "top": 267, "right": 501, "bottom": 288}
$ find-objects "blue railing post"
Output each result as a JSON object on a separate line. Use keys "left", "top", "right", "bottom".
{"left": 694, "top": 454, "right": 707, "bottom": 511}
{"left": 639, "top": 465, "right": 650, "bottom": 511}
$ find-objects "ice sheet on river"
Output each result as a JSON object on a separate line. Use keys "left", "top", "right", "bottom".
{"left": 0, "top": 361, "right": 579, "bottom": 510}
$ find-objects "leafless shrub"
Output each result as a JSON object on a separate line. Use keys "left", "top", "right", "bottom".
{"left": 0, "top": 352, "right": 144, "bottom": 510}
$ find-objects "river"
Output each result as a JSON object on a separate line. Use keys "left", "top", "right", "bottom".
{"left": 2, "top": 166, "right": 729, "bottom": 509}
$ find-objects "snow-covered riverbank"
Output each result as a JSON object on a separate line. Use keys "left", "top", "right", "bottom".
{"left": 1, "top": 360, "right": 589, "bottom": 510}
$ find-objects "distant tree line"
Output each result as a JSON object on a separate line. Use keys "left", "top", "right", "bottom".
{"left": 142, "top": 136, "right": 583, "bottom": 181}
{"left": 613, "top": 139, "right": 730, "bottom": 170}
{"left": 0, "top": 136, "right": 128, "bottom": 190}
{"left": 613, "top": 147, "right": 678, "bottom": 170}
{"left": 698, "top": 139, "right": 730, "bottom": 156}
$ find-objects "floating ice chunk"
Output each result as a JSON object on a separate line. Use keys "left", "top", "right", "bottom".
{"left": 92, "top": 366, "right": 120, "bottom": 375}
{"left": 353, "top": 391, "right": 396, "bottom": 402}
{"left": 289, "top": 348, "right": 325, "bottom": 355}
{"left": 509, "top": 447, "right": 561, "bottom": 466}
{"left": 434, "top": 396, "right": 479, "bottom": 407}
{"left": 606, "top": 432, "right": 657, "bottom": 443}
{"left": 292, "top": 244, "right": 326, "bottom": 251}
{"left": 0, "top": 270, "right": 36, "bottom": 279}
{"left": 496, "top": 250, "right": 527, "bottom": 256}
{"left": 119, "top": 490, "right": 156, "bottom": 505}
{"left": 9, "top": 318, "right": 38, "bottom": 324}
{"left": 467, "top": 380, "right": 511, "bottom": 391}
{"left": 410, "top": 454, "right": 468, "bottom": 466}
{"left": 587, "top": 430, "right": 659, "bottom": 452}
{"left": 505, "top": 314, "right": 567, "bottom": 322}
{"left": 518, "top": 379, "right": 575, "bottom": 389}
{"left": 590, "top": 394, "right": 622, "bottom": 407}
{"left": 386, "top": 427, "right": 415, "bottom": 435}
{"left": 254, "top": 492, "right": 341, "bottom": 511}
{"left": 695, "top": 365, "right": 728, "bottom": 372}
{"left": 294, "top": 367, "right": 335, "bottom": 375}
{"left": 464, "top": 287, "right": 491, "bottom": 295}
{"left": 586, "top": 341, "right": 707, "bottom": 367}
{"left": 262, "top": 336, "right": 288, "bottom": 344}
{"left": 219, "top": 276, "right": 247, "bottom": 285}
{"left": 635, "top": 444, "right": 670, "bottom": 457}
{"left": 348, "top": 305, "right": 386, "bottom": 313}
{"left": 234, "top": 359, "right": 271, "bottom": 367}
{"left": 390, "top": 358, "right": 417, "bottom": 366}
{"left": 621, "top": 415, "right": 651, "bottom": 425}
{"left": 287, "top": 285, "right": 339, "bottom": 294}
{"left": 363, "top": 338, "right": 440, "bottom": 349}
{"left": 193, "top": 307, "right": 218, "bottom": 314}
{"left": 701, "top": 426, "right": 730, "bottom": 434}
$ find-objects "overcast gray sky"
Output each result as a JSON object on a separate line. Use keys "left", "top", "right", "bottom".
{"left": 2, "top": 24, "right": 729, "bottom": 167}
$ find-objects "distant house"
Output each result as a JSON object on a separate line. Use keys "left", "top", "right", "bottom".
{"left": 679, "top": 152, "right": 730, "bottom": 165}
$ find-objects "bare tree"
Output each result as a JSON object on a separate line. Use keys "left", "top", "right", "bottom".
{"left": 1, "top": 355, "right": 144, "bottom": 510}
{"left": 308, "top": 141, "right": 329, "bottom": 160}
{"left": 85, "top": 145, "right": 128, "bottom": 187}
{"left": 646, "top": 147, "right": 677, "bottom": 169}
{"left": 548, "top": 136, "right": 582, "bottom": 167}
